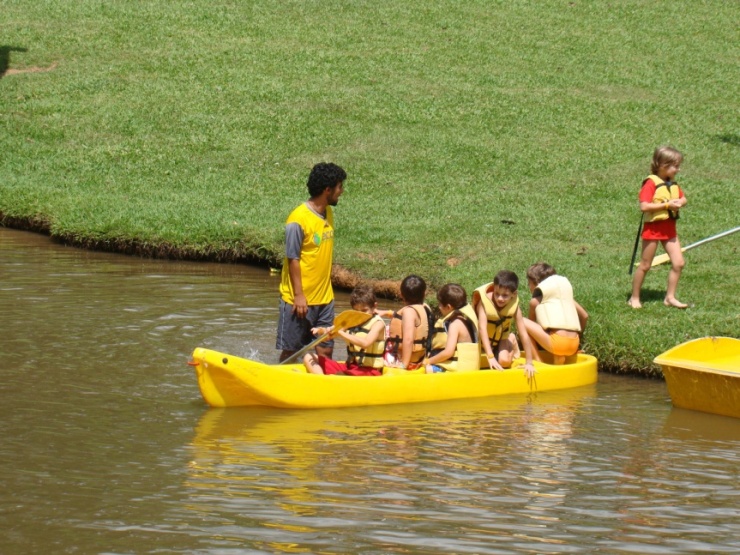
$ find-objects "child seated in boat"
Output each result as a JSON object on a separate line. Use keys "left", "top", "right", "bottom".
{"left": 383, "top": 275, "right": 432, "bottom": 370}
{"left": 423, "top": 284, "right": 480, "bottom": 373}
{"left": 522, "top": 262, "right": 589, "bottom": 365}
{"left": 303, "top": 284, "right": 387, "bottom": 376}
{"left": 473, "top": 270, "right": 536, "bottom": 377}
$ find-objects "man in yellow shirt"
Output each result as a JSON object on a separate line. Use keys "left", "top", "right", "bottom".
{"left": 277, "top": 162, "right": 346, "bottom": 362}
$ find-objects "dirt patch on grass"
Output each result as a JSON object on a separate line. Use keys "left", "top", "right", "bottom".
{"left": 2, "top": 61, "right": 58, "bottom": 76}
{"left": 332, "top": 265, "right": 401, "bottom": 299}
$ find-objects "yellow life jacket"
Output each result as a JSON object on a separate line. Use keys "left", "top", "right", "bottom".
{"left": 472, "top": 283, "right": 518, "bottom": 348}
{"left": 386, "top": 304, "right": 430, "bottom": 365}
{"left": 429, "top": 304, "right": 480, "bottom": 372}
{"left": 346, "top": 315, "right": 386, "bottom": 369}
{"left": 279, "top": 204, "right": 335, "bottom": 305}
{"left": 534, "top": 275, "right": 581, "bottom": 332}
{"left": 644, "top": 174, "right": 681, "bottom": 223}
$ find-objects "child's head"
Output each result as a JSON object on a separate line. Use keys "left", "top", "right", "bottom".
{"left": 492, "top": 270, "right": 519, "bottom": 309}
{"left": 526, "top": 263, "right": 556, "bottom": 290}
{"left": 350, "top": 284, "right": 377, "bottom": 314}
{"left": 400, "top": 274, "right": 426, "bottom": 304}
{"left": 651, "top": 146, "right": 683, "bottom": 176}
{"left": 493, "top": 270, "right": 518, "bottom": 292}
{"left": 436, "top": 283, "right": 467, "bottom": 314}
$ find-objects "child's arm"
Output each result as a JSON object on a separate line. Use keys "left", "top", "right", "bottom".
{"left": 640, "top": 194, "right": 687, "bottom": 213}
{"left": 375, "top": 308, "right": 394, "bottom": 318}
{"left": 477, "top": 302, "right": 498, "bottom": 369}
{"left": 337, "top": 320, "right": 385, "bottom": 348}
{"left": 302, "top": 352, "right": 324, "bottom": 374}
{"left": 528, "top": 296, "right": 539, "bottom": 321}
{"left": 639, "top": 199, "right": 669, "bottom": 213}
{"left": 514, "top": 307, "right": 536, "bottom": 377}
{"left": 425, "top": 320, "right": 462, "bottom": 367}
{"left": 637, "top": 179, "right": 679, "bottom": 214}
{"left": 575, "top": 301, "right": 589, "bottom": 336}
{"left": 400, "top": 309, "right": 418, "bottom": 368}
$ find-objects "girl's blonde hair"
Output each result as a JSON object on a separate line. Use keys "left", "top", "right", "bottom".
{"left": 651, "top": 146, "right": 683, "bottom": 175}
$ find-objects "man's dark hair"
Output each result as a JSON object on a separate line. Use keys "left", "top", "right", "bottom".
{"left": 307, "top": 162, "right": 346, "bottom": 198}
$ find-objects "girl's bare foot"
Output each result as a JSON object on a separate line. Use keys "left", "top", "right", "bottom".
{"left": 627, "top": 298, "right": 642, "bottom": 309}
{"left": 664, "top": 298, "right": 688, "bottom": 309}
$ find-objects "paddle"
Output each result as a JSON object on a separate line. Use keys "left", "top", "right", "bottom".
{"left": 649, "top": 226, "right": 740, "bottom": 267}
{"left": 280, "top": 309, "right": 373, "bottom": 365}
{"left": 628, "top": 215, "right": 643, "bottom": 275}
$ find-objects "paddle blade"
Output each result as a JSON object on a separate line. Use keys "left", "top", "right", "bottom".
{"left": 279, "top": 309, "right": 373, "bottom": 365}
{"left": 650, "top": 252, "right": 672, "bottom": 267}
{"left": 333, "top": 309, "right": 373, "bottom": 330}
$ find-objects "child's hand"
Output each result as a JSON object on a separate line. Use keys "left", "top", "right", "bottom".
{"left": 486, "top": 355, "right": 504, "bottom": 371}
{"left": 518, "top": 362, "right": 537, "bottom": 379}
{"left": 311, "top": 325, "right": 334, "bottom": 337}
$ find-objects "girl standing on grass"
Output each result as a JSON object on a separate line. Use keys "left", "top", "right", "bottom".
{"left": 628, "top": 146, "right": 688, "bottom": 309}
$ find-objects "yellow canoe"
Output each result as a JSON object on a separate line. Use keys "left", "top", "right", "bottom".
{"left": 654, "top": 337, "right": 740, "bottom": 419}
{"left": 189, "top": 347, "right": 598, "bottom": 409}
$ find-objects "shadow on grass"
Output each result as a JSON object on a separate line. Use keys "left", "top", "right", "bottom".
{"left": 716, "top": 134, "right": 740, "bottom": 147}
{"left": 624, "top": 288, "right": 665, "bottom": 304}
{"left": 0, "top": 45, "right": 28, "bottom": 78}
{"left": 641, "top": 288, "right": 666, "bottom": 303}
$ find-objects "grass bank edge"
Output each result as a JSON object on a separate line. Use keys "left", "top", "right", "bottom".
{"left": 1, "top": 212, "right": 726, "bottom": 379}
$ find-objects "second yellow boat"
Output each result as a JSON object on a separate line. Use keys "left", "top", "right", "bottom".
{"left": 654, "top": 336, "right": 740, "bottom": 419}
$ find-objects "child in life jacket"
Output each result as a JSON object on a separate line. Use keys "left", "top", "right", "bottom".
{"left": 473, "top": 270, "right": 536, "bottom": 377}
{"left": 384, "top": 275, "right": 431, "bottom": 370}
{"left": 424, "top": 284, "right": 480, "bottom": 373}
{"left": 628, "top": 146, "right": 688, "bottom": 309}
{"left": 303, "top": 284, "right": 387, "bottom": 376}
{"left": 522, "top": 263, "right": 589, "bottom": 365}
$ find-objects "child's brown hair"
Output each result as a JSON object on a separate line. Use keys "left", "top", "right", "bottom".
{"left": 526, "top": 263, "right": 556, "bottom": 285}
{"left": 350, "top": 284, "right": 376, "bottom": 308}
{"left": 436, "top": 283, "right": 467, "bottom": 309}
{"left": 400, "top": 275, "right": 426, "bottom": 304}
{"left": 650, "top": 146, "right": 683, "bottom": 175}
{"left": 493, "top": 270, "right": 519, "bottom": 293}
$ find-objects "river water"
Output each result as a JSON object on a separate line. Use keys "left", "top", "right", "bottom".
{"left": 1, "top": 226, "right": 738, "bottom": 554}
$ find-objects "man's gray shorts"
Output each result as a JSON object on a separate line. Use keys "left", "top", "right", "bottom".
{"left": 276, "top": 299, "right": 335, "bottom": 351}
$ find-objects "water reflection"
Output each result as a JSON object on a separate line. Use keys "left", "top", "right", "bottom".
{"left": 185, "top": 389, "right": 594, "bottom": 554}
{"left": 663, "top": 407, "right": 740, "bottom": 442}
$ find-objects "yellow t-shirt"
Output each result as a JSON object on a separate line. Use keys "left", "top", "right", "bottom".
{"left": 279, "top": 203, "right": 335, "bottom": 305}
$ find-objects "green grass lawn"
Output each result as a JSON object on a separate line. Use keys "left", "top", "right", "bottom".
{"left": 2, "top": 0, "right": 738, "bottom": 374}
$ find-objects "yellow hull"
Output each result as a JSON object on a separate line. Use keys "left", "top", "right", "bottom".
{"left": 190, "top": 347, "right": 598, "bottom": 409}
{"left": 654, "top": 336, "right": 740, "bottom": 419}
